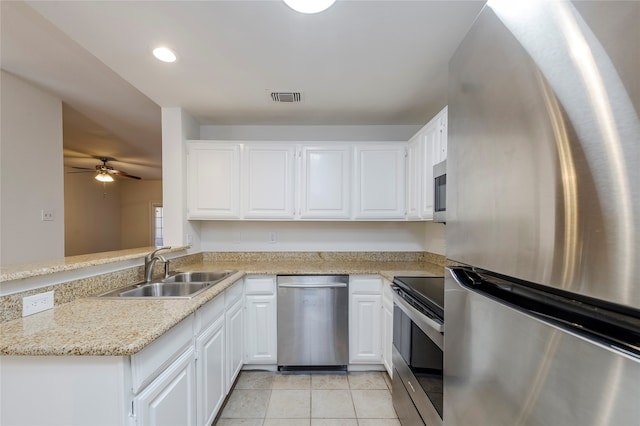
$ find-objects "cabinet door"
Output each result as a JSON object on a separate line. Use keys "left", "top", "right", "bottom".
{"left": 436, "top": 107, "right": 448, "bottom": 162}
{"left": 299, "top": 145, "right": 351, "bottom": 219}
{"left": 187, "top": 142, "right": 241, "bottom": 219}
{"left": 134, "top": 347, "right": 196, "bottom": 426}
{"left": 354, "top": 144, "right": 406, "bottom": 219}
{"left": 382, "top": 282, "right": 394, "bottom": 377}
{"left": 421, "top": 124, "right": 439, "bottom": 220}
{"left": 225, "top": 298, "right": 244, "bottom": 392}
{"left": 242, "top": 144, "right": 296, "bottom": 219}
{"left": 349, "top": 293, "right": 383, "bottom": 363}
{"left": 196, "top": 316, "right": 225, "bottom": 426}
{"left": 382, "top": 305, "right": 393, "bottom": 376}
{"left": 245, "top": 294, "right": 278, "bottom": 364}
{"left": 406, "top": 137, "right": 422, "bottom": 220}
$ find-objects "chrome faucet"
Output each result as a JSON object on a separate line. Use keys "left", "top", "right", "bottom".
{"left": 144, "top": 246, "right": 171, "bottom": 283}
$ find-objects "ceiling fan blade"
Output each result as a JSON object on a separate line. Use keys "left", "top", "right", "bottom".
{"left": 69, "top": 166, "right": 96, "bottom": 171}
{"left": 111, "top": 170, "right": 142, "bottom": 180}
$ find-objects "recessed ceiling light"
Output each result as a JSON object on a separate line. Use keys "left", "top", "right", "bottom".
{"left": 283, "top": 0, "right": 336, "bottom": 14}
{"left": 152, "top": 47, "right": 177, "bottom": 63}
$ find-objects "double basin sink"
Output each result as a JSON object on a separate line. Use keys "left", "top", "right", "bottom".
{"left": 98, "top": 271, "right": 237, "bottom": 299}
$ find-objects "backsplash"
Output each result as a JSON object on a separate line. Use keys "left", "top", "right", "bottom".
{"left": 202, "top": 251, "right": 445, "bottom": 265}
{"left": 0, "top": 253, "right": 202, "bottom": 323}
{"left": 1, "top": 251, "right": 445, "bottom": 323}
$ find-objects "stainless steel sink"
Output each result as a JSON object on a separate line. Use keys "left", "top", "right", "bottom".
{"left": 161, "top": 270, "right": 235, "bottom": 283}
{"left": 119, "top": 282, "right": 212, "bottom": 297}
{"left": 96, "top": 270, "right": 237, "bottom": 299}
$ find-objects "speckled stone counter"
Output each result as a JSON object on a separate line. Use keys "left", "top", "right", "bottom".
{"left": 0, "top": 246, "right": 190, "bottom": 282}
{"left": 0, "top": 251, "right": 444, "bottom": 357}
{"left": 0, "top": 272, "right": 244, "bottom": 356}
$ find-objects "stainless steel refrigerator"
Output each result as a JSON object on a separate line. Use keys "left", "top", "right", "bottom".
{"left": 445, "top": 1, "right": 640, "bottom": 425}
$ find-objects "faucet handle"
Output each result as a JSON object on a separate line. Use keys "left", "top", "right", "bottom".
{"left": 146, "top": 246, "right": 171, "bottom": 261}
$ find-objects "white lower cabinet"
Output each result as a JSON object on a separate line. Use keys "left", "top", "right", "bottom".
{"left": 225, "top": 281, "right": 245, "bottom": 392}
{"left": 195, "top": 296, "right": 226, "bottom": 426}
{"left": 244, "top": 275, "right": 278, "bottom": 364}
{"left": 382, "top": 279, "right": 394, "bottom": 377}
{"left": 134, "top": 346, "right": 197, "bottom": 426}
{"left": 349, "top": 275, "right": 383, "bottom": 364}
{"left": 0, "top": 280, "right": 248, "bottom": 426}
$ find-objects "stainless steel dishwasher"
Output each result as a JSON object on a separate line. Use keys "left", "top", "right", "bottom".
{"left": 277, "top": 275, "right": 349, "bottom": 369}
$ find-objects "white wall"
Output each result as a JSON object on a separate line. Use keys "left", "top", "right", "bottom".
{"left": 201, "top": 221, "right": 442, "bottom": 252}
{"left": 1, "top": 71, "right": 65, "bottom": 265}
{"left": 200, "top": 124, "right": 421, "bottom": 142}
{"left": 162, "top": 107, "right": 201, "bottom": 250}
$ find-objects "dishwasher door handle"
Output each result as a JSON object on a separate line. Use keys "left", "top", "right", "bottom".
{"left": 278, "top": 283, "right": 348, "bottom": 289}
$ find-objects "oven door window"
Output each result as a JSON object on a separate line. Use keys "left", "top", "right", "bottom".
{"left": 393, "top": 305, "right": 444, "bottom": 419}
{"left": 410, "top": 322, "right": 443, "bottom": 418}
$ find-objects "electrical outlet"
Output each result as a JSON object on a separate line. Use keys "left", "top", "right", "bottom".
{"left": 268, "top": 232, "right": 277, "bottom": 244}
{"left": 22, "top": 291, "right": 54, "bottom": 317}
{"left": 41, "top": 209, "right": 54, "bottom": 221}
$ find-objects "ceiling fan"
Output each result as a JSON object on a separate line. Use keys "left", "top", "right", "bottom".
{"left": 68, "top": 157, "right": 141, "bottom": 182}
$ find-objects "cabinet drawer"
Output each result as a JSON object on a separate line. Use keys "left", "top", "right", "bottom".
{"left": 195, "top": 294, "right": 225, "bottom": 335}
{"left": 350, "top": 275, "right": 383, "bottom": 294}
{"left": 131, "top": 314, "right": 194, "bottom": 393}
{"left": 244, "top": 276, "right": 276, "bottom": 295}
{"left": 225, "top": 280, "right": 244, "bottom": 307}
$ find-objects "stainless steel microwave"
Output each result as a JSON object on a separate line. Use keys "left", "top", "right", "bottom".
{"left": 433, "top": 160, "right": 446, "bottom": 223}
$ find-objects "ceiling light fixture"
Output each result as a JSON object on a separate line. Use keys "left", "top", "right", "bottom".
{"left": 95, "top": 172, "right": 114, "bottom": 183}
{"left": 283, "top": 0, "right": 336, "bottom": 14}
{"left": 152, "top": 47, "right": 177, "bottom": 63}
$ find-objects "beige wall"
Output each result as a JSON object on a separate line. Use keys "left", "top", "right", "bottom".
{"left": 120, "top": 180, "right": 162, "bottom": 249}
{"left": 1, "top": 71, "right": 65, "bottom": 265}
{"left": 64, "top": 170, "right": 122, "bottom": 256}
{"left": 64, "top": 174, "right": 162, "bottom": 256}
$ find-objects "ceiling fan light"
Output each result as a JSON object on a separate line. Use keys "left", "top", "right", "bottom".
{"left": 95, "top": 172, "right": 114, "bottom": 183}
{"left": 283, "top": 0, "right": 336, "bottom": 14}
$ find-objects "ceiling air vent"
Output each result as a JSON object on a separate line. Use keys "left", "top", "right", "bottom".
{"left": 269, "top": 91, "right": 303, "bottom": 103}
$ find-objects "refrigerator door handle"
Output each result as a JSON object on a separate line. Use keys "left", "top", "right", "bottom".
{"left": 447, "top": 267, "right": 640, "bottom": 360}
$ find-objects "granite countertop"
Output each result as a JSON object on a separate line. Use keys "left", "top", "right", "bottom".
{"left": 0, "top": 259, "right": 443, "bottom": 357}
{"left": 0, "top": 246, "right": 190, "bottom": 282}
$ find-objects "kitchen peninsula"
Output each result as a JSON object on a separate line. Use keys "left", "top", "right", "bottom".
{"left": 0, "top": 250, "right": 443, "bottom": 426}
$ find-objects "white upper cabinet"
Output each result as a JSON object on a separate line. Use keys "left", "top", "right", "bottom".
{"left": 406, "top": 136, "right": 422, "bottom": 220}
{"left": 242, "top": 144, "right": 296, "bottom": 219}
{"left": 187, "top": 142, "right": 241, "bottom": 219}
{"left": 353, "top": 144, "right": 406, "bottom": 219}
{"left": 186, "top": 140, "right": 407, "bottom": 220}
{"left": 406, "top": 106, "right": 448, "bottom": 220}
{"left": 434, "top": 107, "right": 448, "bottom": 163}
{"left": 299, "top": 145, "right": 351, "bottom": 219}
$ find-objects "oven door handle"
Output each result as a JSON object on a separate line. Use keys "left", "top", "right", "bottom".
{"left": 394, "top": 292, "right": 444, "bottom": 334}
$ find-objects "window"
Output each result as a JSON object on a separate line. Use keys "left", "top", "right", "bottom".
{"left": 153, "top": 205, "right": 164, "bottom": 247}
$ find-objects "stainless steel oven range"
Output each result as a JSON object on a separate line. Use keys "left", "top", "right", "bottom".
{"left": 391, "top": 276, "right": 444, "bottom": 426}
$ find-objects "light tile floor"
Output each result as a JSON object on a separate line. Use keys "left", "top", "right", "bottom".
{"left": 215, "top": 371, "right": 399, "bottom": 426}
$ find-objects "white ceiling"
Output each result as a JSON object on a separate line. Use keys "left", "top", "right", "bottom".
{"left": 1, "top": 0, "right": 485, "bottom": 179}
